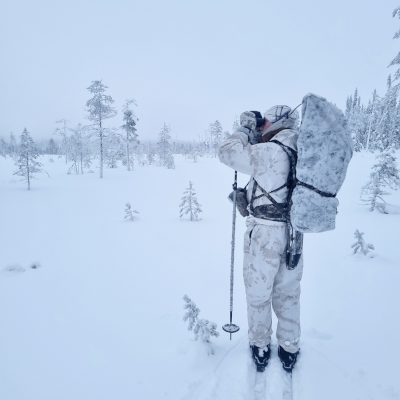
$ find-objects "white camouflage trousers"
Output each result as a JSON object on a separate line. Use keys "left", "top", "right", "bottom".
{"left": 243, "top": 218, "right": 303, "bottom": 353}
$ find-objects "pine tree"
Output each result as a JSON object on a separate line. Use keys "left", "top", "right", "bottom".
{"left": 120, "top": 99, "right": 139, "bottom": 171}
{"left": 157, "top": 123, "right": 175, "bottom": 169}
{"left": 13, "top": 128, "right": 49, "bottom": 190}
{"left": 183, "top": 295, "right": 219, "bottom": 344}
{"left": 351, "top": 230, "right": 374, "bottom": 255}
{"left": 85, "top": 80, "right": 117, "bottom": 178}
{"left": 361, "top": 152, "right": 400, "bottom": 211}
{"left": 179, "top": 181, "right": 202, "bottom": 221}
{"left": 124, "top": 202, "right": 139, "bottom": 221}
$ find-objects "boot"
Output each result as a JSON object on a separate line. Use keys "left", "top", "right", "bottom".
{"left": 250, "top": 344, "right": 270, "bottom": 372}
{"left": 278, "top": 345, "right": 299, "bottom": 373}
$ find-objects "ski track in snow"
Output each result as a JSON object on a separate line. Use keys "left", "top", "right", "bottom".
{"left": 1, "top": 154, "right": 399, "bottom": 400}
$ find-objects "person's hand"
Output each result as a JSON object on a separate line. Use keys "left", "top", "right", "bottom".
{"left": 240, "top": 111, "right": 257, "bottom": 132}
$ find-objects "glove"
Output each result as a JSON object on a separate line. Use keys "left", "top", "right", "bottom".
{"left": 240, "top": 111, "right": 257, "bottom": 132}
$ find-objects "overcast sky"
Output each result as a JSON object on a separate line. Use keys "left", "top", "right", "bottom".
{"left": 0, "top": 0, "right": 398, "bottom": 142}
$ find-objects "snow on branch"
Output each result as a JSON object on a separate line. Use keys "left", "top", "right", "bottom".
{"left": 351, "top": 230, "right": 374, "bottom": 256}
{"left": 183, "top": 295, "right": 219, "bottom": 344}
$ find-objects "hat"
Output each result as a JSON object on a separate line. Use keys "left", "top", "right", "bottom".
{"left": 264, "top": 105, "right": 293, "bottom": 123}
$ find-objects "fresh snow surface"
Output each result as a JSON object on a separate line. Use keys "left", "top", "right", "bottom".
{"left": 1, "top": 152, "right": 399, "bottom": 400}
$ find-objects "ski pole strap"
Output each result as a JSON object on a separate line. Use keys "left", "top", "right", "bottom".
{"left": 295, "top": 179, "right": 336, "bottom": 198}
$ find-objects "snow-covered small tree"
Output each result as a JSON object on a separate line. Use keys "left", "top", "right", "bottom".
{"left": 351, "top": 230, "right": 374, "bottom": 255}
{"left": 179, "top": 181, "right": 202, "bottom": 221}
{"left": 104, "top": 131, "right": 123, "bottom": 169}
{"left": 157, "top": 123, "right": 175, "bottom": 169}
{"left": 183, "top": 295, "right": 219, "bottom": 344}
{"left": 120, "top": 99, "right": 139, "bottom": 171}
{"left": 13, "top": 128, "right": 49, "bottom": 190}
{"left": 124, "top": 202, "right": 139, "bottom": 221}
{"left": 85, "top": 80, "right": 117, "bottom": 178}
{"left": 361, "top": 152, "right": 400, "bottom": 211}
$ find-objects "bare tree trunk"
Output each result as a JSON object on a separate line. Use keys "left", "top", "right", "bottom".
{"left": 26, "top": 153, "right": 30, "bottom": 190}
{"left": 127, "top": 140, "right": 130, "bottom": 171}
{"left": 99, "top": 119, "right": 103, "bottom": 179}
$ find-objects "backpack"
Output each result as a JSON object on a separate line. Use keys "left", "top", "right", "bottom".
{"left": 290, "top": 93, "right": 353, "bottom": 233}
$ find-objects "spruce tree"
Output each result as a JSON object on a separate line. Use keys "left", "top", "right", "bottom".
{"left": 120, "top": 99, "right": 139, "bottom": 171}
{"left": 157, "top": 124, "right": 175, "bottom": 169}
{"left": 211, "top": 120, "right": 223, "bottom": 157}
{"left": 13, "top": 128, "right": 49, "bottom": 190}
{"left": 179, "top": 181, "right": 202, "bottom": 221}
{"left": 361, "top": 152, "right": 400, "bottom": 211}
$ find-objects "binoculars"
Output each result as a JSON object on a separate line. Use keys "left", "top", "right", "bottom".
{"left": 251, "top": 111, "right": 266, "bottom": 128}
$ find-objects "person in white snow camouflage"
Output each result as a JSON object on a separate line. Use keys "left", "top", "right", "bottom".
{"left": 219, "top": 106, "right": 302, "bottom": 373}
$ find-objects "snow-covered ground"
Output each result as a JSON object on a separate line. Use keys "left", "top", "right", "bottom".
{"left": 1, "top": 152, "right": 399, "bottom": 400}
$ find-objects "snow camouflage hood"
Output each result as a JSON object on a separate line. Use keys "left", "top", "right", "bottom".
{"left": 290, "top": 93, "right": 353, "bottom": 233}
{"left": 262, "top": 105, "right": 299, "bottom": 139}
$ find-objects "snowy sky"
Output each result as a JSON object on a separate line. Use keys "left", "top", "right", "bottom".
{"left": 0, "top": 0, "right": 398, "bottom": 142}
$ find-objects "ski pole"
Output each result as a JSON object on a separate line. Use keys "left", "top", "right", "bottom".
{"left": 222, "top": 170, "right": 240, "bottom": 340}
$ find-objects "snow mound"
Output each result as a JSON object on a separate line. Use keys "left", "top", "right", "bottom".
{"left": 2, "top": 264, "right": 25, "bottom": 275}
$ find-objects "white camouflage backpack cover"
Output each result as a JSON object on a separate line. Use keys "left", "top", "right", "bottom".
{"left": 290, "top": 93, "right": 353, "bottom": 233}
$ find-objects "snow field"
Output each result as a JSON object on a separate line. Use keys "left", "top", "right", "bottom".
{"left": 1, "top": 152, "right": 399, "bottom": 400}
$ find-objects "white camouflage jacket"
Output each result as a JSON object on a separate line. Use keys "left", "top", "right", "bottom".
{"left": 218, "top": 128, "right": 299, "bottom": 214}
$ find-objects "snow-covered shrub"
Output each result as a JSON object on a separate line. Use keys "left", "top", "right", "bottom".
{"left": 351, "top": 230, "right": 374, "bottom": 255}
{"left": 124, "top": 202, "right": 139, "bottom": 221}
{"left": 179, "top": 181, "right": 202, "bottom": 221}
{"left": 49, "top": 157, "right": 54, "bottom": 162}
{"left": 361, "top": 152, "right": 400, "bottom": 211}
{"left": 183, "top": 295, "right": 219, "bottom": 344}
